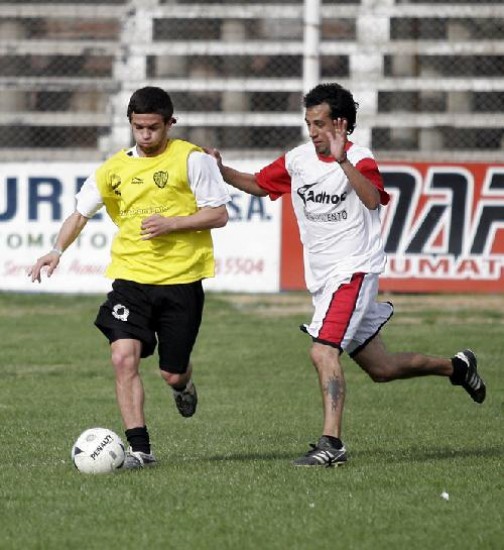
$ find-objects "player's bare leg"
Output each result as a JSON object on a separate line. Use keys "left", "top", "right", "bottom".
{"left": 353, "top": 334, "right": 454, "bottom": 381}
{"left": 110, "top": 338, "right": 144, "bottom": 428}
{"left": 310, "top": 342, "right": 345, "bottom": 438}
{"left": 353, "top": 334, "right": 486, "bottom": 403}
{"left": 111, "top": 338, "right": 156, "bottom": 469}
{"left": 293, "top": 343, "right": 348, "bottom": 467}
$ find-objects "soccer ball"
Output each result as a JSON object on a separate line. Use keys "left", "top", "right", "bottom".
{"left": 71, "top": 427, "right": 125, "bottom": 474}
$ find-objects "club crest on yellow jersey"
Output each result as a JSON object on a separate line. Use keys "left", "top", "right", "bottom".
{"left": 153, "top": 171, "right": 169, "bottom": 189}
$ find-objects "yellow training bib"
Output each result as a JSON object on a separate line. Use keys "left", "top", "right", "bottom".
{"left": 95, "top": 139, "right": 215, "bottom": 284}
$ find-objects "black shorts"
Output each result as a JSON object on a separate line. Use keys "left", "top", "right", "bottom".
{"left": 95, "top": 279, "right": 205, "bottom": 374}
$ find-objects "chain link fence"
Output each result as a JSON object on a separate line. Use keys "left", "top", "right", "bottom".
{"left": 0, "top": 0, "right": 503, "bottom": 161}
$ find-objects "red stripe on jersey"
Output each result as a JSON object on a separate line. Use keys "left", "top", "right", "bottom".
{"left": 318, "top": 273, "right": 366, "bottom": 345}
{"left": 255, "top": 155, "right": 291, "bottom": 200}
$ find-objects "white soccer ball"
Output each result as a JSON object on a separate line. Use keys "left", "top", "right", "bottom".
{"left": 71, "top": 427, "right": 125, "bottom": 474}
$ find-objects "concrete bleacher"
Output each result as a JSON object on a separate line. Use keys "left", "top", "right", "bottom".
{"left": 0, "top": 0, "right": 503, "bottom": 161}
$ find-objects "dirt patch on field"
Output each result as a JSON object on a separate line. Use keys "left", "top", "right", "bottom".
{"left": 218, "top": 292, "right": 312, "bottom": 316}
{"left": 218, "top": 292, "right": 504, "bottom": 322}
{"left": 381, "top": 293, "right": 504, "bottom": 308}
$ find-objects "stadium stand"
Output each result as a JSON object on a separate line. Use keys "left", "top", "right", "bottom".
{"left": 0, "top": 0, "right": 503, "bottom": 161}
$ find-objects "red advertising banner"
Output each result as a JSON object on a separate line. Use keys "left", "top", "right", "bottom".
{"left": 280, "top": 162, "right": 504, "bottom": 293}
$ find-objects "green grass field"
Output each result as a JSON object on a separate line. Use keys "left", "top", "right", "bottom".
{"left": 0, "top": 291, "right": 502, "bottom": 550}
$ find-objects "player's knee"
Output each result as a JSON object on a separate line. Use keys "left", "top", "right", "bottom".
{"left": 309, "top": 346, "right": 321, "bottom": 367}
{"left": 110, "top": 348, "right": 138, "bottom": 375}
{"left": 160, "top": 370, "right": 189, "bottom": 388}
{"left": 354, "top": 352, "right": 395, "bottom": 383}
{"left": 110, "top": 348, "right": 125, "bottom": 369}
{"left": 366, "top": 365, "right": 394, "bottom": 383}
{"left": 309, "top": 345, "right": 329, "bottom": 369}
{"left": 309, "top": 344, "right": 340, "bottom": 373}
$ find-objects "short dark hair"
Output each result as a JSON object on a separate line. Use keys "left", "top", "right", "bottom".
{"left": 127, "top": 86, "right": 174, "bottom": 122}
{"left": 303, "top": 83, "right": 359, "bottom": 134}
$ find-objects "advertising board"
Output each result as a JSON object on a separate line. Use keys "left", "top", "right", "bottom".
{"left": 0, "top": 161, "right": 280, "bottom": 293}
{"left": 280, "top": 163, "right": 504, "bottom": 293}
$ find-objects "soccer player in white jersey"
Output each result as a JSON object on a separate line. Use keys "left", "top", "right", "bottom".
{"left": 207, "top": 83, "right": 486, "bottom": 467}
{"left": 29, "top": 87, "right": 231, "bottom": 469}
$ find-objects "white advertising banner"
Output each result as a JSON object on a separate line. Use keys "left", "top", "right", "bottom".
{"left": 0, "top": 160, "right": 279, "bottom": 294}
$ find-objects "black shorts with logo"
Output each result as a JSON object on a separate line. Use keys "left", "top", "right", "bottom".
{"left": 95, "top": 279, "right": 205, "bottom": 373}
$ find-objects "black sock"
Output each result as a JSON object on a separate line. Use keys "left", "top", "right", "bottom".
{"left": 323, "top": 435, "right": 343, "bottom": 449}
{"left": 450, "top": 355, "right": 468, "bottom": 385}
{"left": 125, "top": 426, "right": 151, "bottom": 454}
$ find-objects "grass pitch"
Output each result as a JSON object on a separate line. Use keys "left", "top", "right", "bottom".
{"left": 0, "top": 292, "right": 502, "bottom": 550}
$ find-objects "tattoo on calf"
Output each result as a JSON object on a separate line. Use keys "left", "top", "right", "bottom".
{"left": 325, "top": 376, "right": 344, "bottom": 411}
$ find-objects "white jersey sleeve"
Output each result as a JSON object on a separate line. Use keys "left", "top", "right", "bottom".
{"left": 75, "top": 173, "right": 104, "bottom": 218}
{"left": 187, "top": 151, "right": 231, "bottom": 208}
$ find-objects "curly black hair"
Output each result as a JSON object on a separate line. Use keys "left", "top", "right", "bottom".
{"left": 303, "top": 83, "right": 359, "bottom": 134}
{"left": 127, "top": 86, "right": 175, "bottom": 123}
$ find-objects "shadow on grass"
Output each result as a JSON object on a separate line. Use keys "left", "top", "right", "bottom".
{"left": 352, "top": 444, "right": 503, "bottom": 463}
{"left": 205, "top": 451, "right": 295, "bottom": 462}
{"left": 203, "top": 445, "right": 503, "bottom": 464}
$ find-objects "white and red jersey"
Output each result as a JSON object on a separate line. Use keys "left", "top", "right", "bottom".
{"left": 256, "top": 141, "right": 390, "bottom": 293}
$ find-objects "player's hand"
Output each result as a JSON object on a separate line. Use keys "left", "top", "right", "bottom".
{"left": 327, "top": 118, "right": 348, "bottom": 162}
{"left": 141, "top": 214, "right": 176, "bottom": 239}
{"left": 203, "top": 147, "right": 224, "bottom": 171}
{"left": 28, "top": 251, "right": 61, "bottom": 283}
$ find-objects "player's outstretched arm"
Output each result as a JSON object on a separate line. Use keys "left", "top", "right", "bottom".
{"left": 28, "top": 211, "right": 89, "bottom": 283}
{"left": 205, "top": 147, "right": 267, "bottom": 197}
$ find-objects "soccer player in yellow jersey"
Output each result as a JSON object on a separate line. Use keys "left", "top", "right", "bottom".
{"left": 29, "top": 87, "right": 231, "bottom": 469}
